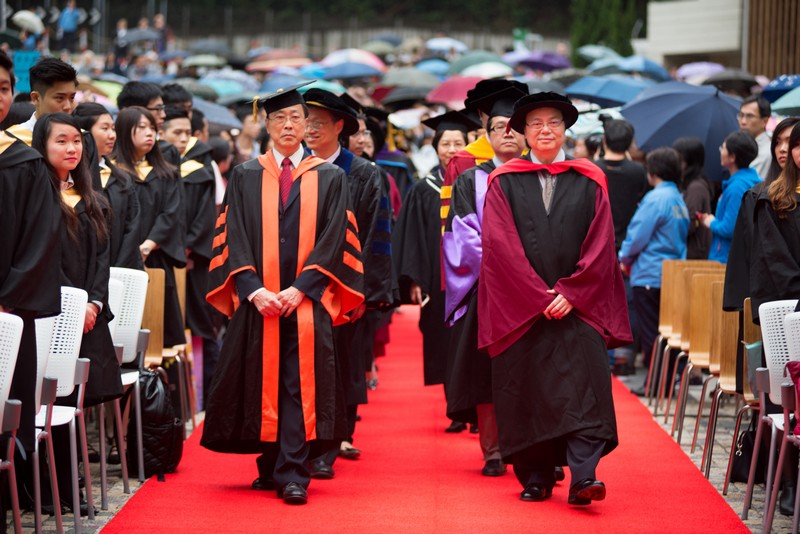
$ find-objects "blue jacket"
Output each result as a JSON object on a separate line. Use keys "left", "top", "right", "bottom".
{"left": 708, "top": 167, "right": 762, "bottom": 263}
{"left": 619, "top": 181, "right": 689, "bottom": 288}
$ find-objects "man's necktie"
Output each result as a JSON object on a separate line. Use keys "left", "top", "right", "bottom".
{"left": 279, "top": 157, "right": 293, "bottom": 207}
{"left": 542, "top": 172, "right": 555, "bottom": 214}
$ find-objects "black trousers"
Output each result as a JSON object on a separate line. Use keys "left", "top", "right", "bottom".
{"left": 256, "top": 317, "right": 310, "bottom": 490}
{"left": 512, "top": 433, "right": 605, "bottom": 489}
{"left": 633, "top": 286, "right": 661, "bottom": 368}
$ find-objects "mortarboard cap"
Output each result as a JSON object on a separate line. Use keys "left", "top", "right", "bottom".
{"left": 340, "top": 92, "right": 365, "bottom": 116}
{"left": 256, "top": 81, "right": 315, "bottom": 116}
{"left": 364, "top": 106, "right": 389, "bottom": 124}
{"left": 473, "top": 86, "right": 528, "bottom": 119}
{"left": 464, "top": 79, "right": 528, "bottom": 110}
{"left": 421, "top": 110, "right": 481, "bottom": 135}
{"left": 303, "top": 88, "right": 360, "bottom": 137}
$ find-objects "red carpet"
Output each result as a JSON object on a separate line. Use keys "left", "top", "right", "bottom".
{"left": 103, "top": 306, "right": 748, "bottom": 533}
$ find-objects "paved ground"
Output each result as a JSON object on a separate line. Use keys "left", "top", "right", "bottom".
{"left": 10, "top": 370, "right": 793, "bottom": 533}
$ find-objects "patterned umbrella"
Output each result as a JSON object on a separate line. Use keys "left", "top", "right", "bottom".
{"left": 321, "top": 48, "right": 386, "bottom": 73}
{"left": 761, "top": 74, "right": 800, "bottom": 103}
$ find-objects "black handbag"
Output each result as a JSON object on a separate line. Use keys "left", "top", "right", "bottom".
{"left": 730, "top": 417, "right": 767, "bottom": 483}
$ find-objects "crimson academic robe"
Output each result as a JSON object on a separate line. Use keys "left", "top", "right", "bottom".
{"left": 0, "top": 132, "right": 62, "bottom": 450}
{"left": 201, "top": 153, "right": 364, "bottom": 453}
{"left": 478, "top": 157, "right": 631, "bottom": 461}
{"left": 392, "top": 168, "right": 450, "bottom": 385}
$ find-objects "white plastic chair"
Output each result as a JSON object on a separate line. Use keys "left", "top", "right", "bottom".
{"left": 742, "top": 299, "right": 799, "bottom": 521}
{"left": 0, "top": 312, "right": 24, "bottom": 534}
{"left": 34, "top": 286, "right": 94, "bottom": 534}
{"left": 106, "top": 278, "right": 125, "bottom": 340}
{"left": 109, "top": 267, "right": 149, "bottom": 483}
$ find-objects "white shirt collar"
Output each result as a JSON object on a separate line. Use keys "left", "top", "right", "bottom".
{"left": 529, "top": 148, "right": 566, "bottom": 164}
{"left": 19, "top": 112, "right": 37, "bottom": 132}
{"left": 491, "top": 156, "right": 504, "bottom": 168}
{"left": 60, "top": 173, "right": 75, "bottom": 191}
{"left": 272, "top": 145, "right": 305, "bottom": 169}
{"left": 312, "top": 146, "right": 341, "bottom": 165}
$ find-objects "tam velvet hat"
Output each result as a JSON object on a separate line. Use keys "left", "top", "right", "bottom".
{"left": 508, "top": 91, "right": 578, "bottom": 133}
{"left": 303, "top": 88, "right": 360, "bottom": 137}
{"left": 421, "top": 110, "right": 481, "bottom": 135}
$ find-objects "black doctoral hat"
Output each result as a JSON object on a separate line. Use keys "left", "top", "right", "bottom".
{"left": 464, "top": 79, "right": 528, "bottom": 111}
{"left": 473, "top": 86, "right": 528, "bottom": 119}
{"left": 340, "top": 92, "right": 365, "bottom": 116}
{"left": 364, "top": 105, "right": 389, "bottom": 125}
{"left": 508, "top": 91, "right": 578, "bottom": 133}
{"left": 303, "top": 88, "right": 360, "bottom": 137}
{"left": 421, "top": 110, "right": 481, "bottom": 135}
{"left": 256, "top": 80, "right": 315, "bottom": 117}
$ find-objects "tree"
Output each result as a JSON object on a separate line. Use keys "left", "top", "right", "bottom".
{"left": 570, "top": 0, "right": 636, "bottom": 66}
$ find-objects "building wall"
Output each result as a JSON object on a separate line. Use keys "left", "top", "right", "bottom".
{"left": 747, "top": 0, "right": 800, "bottom": 78}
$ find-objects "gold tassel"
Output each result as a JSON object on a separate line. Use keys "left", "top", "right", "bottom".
{"left": 252, "top": 96, "right": 259, "bottom": 123}
{"left": 387, "top": 121, "right": 397, "bottom": 152}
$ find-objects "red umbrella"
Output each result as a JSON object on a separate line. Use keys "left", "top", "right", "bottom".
{"left": 426, "top": 76, "right": 484, "bottom": 109}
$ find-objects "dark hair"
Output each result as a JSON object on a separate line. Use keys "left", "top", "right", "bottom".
{"left": 672, "top": 137, "right": 706, "bottom": 189}
{"left": 117, "top": 81, "right": 163, "bottom": 109}
{"left": 208, "top": 135, "right": 231, "bottom": 163}
{"left": 766, "top": 117, "right": 800, "bottom": 183}
{"left": 161, "top": 83, "right": 193, "bottom": 106}
{"left": 163, "top": 104, "right": 189, "bottom": 126}
{"left": 113, "top": 106, "right": 176, "bottom": 181}
{"left": 768, "top": 122, "right": 800, "bottom": 218}
{"left": 0, "top": 50, "right": 14, "bottom": 93}
{"left": 73, "top": 102, "right": 133, "bottom": 189}
{"left": 12, "top": 92, "right": 31, "bottom": 103}
{"left": 29, "top": 58, "right": 77, "bottom": 96}
{"left": 646, "top": 147, "right": 682, "bottom": 184}
{"left": 366, "top": 117, "right": 385, "bottom": 154}
{"left": 723, "top": 130, "right": 759, "bottom": 170}
{"left": 32, "top": 113, "right": 109, "bottom": 242}
{"left": 603, "top": 119, "right": 634, "bottom": 153}
{"left": 585, "top": 133, "right": 603, "bottom": 158}
{"left": 0, "top": 101, "right": 34, "bottom": 129}
{"left": 190, "top": 108, "right": 206, "bottom": 133}
{"left": 742, "top": 95, "right": 771, "bottom": 118}
{"left": 432, "top": 128, "right": 468, "bottom": 154}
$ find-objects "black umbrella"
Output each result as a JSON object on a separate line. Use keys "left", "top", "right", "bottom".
{"left": 125, "top": 28, "right": 161, "bottom": 43}
{"left": 702, "top": 69, "right": 759, "bottom": 97}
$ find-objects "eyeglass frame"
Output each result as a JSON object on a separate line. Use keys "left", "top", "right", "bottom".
{"left": 525, "top": 118, "right": 565, "bottom": 132}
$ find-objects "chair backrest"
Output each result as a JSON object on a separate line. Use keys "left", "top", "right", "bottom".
{"left": 33, "top": 315, "right": 55, "bottom": 414}
{"left": 141, "top": 268, "right": 166, "bottom": 359}
{"left": 759, "top": 299, "right": 800, "bottom": 405}
{"left": 658, "top": 259, "right": 683, "bottom": 337}
{"left": 713, "top": 281, "right": 739, "bottom": 392}
{"left": 109, "top": 267, "right": 149, "bottom": 364}
{"left": 684, "top": 270, "right": 726, "bottom": 358}
{"left": 40, "top": 286, "right": 88, "bottom": 398}
{"left": 106, "top": 278, "right": 125, "bottom": 339}
{"left": 0, "top": 312, "right": 24, "bottom": 431}
{"left": 743, "top": 297, "right": 761, "bottom": 345}
{"left": 174, "top": 266, "right": 186, "bottom": 323}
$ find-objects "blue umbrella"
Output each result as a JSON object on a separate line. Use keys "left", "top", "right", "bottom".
{"left": 761, "top": 74, "right": 800, "bottom": 103}
{"left": 565, "top": 75, "right": 654, "bottom": 108}
{"left": 323, "top": 62, "right": 383, "bottom": 80}
{"left": 192, "top": 97, "right": 242, "bottom": 130}
{"left": 588, "top": 55, "right": 670, "bottom": 82}
{"left": 259, "top": 73, "right": 308, "bottom": 93}
{"left": 621, "top": 81, "right": 741, "bottom": 181}
{"left": 298, "top": 62, "right": 328, "bottom": 78}
{"left": 415, "top": 58, "right": 450, "bottom": 77}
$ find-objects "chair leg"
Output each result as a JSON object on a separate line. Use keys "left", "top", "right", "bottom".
{"left": 33, "top": 437, "right": 42, "bottom": 534}
{"left": 6, "top": 441, "right": 22, "bottom": 534}
{"left": 45, "top": 431, "right": 64, "bottom": 534}
{"left": 646, "top": 335, "right": 663, "bottom": 405}
{"left": 724, "top": 404, "right": 753, "bottom": 495}
{"left": 69, "top": 420, "right": 81, "bottom": 534}
{"left": 764, "top": 425, "right": 782, "bottom": 520}
{"left": 99, "top": 402, "right": 108, "bottom": 510}
{"left": 742, "top": 408, "right": 764, "bottom": 520}
{"left": 702, "top": 387, "right": 724, "bottom": 477}
{"left": 113, "top": 398, "right": 130, "bottom": 493}
{"left": 664, "top": 351, "right": 688, "bottom": 425}
{"left": 77, "top": 411, "right": 94, "bottom": 521}
{"left": 173, "top": 355, "right": 189, "bottom": 437}
{"left": 183, "top": 355, "right": 197, "bottom": 429}
{"left": 691, "top": 375, "right": 716, "bottom": 453}
{"left": 672, "top": 360, "right": 692, "bottom": 439}
{"left": 765, "top": 433, "right": 787, "bottom": 533}
{"left": 135, "top": 376, "right": 145, "bottom": 482}
{"left": 655, "top": 343, "right": 671, "bottom": 417}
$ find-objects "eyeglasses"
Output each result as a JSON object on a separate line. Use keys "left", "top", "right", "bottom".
{"left": 488, "top": 122, "right": 510, "bottom": 135}
{"left": 736, "top": 111, "right": 760, "bottom": 121}
{"left": 146, "top": 105, "right": 166, "bottom": 113}
{"left": 525, "top": 118, "right": 563, "bottom": 131}
{"left": 307, "top": 120, "right": 331, "bottom": 131}
{"left": 269, "top": 114, "right": 305, "bottom": 126}
{"left": 351, "top": 130, "right": 370, "bottom": 138}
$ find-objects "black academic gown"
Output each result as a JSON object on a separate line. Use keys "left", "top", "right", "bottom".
{"left": 201, "top": 154, "right": 364, "bottom": 454}
{"left": 59, "top": 193, "right": 123, "bottom": 405}
{"left": 393, "top": 167, "right": 450, "bottom": 386}
{"left": 0, "top": 133, "right": 62, "bottom": 451}
{"left": 95, "top": 158, "right": 143, "bottom": 269}
{"left": 130, "top": 161, "right": 186, "bottom": 346}
{"left": 443, "top": 161, "right": 496, "bottom": 422}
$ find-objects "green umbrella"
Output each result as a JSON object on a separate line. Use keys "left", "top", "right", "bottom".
{"left": 183, "top": 54, "right": 228, "bottom": 68}
{"left": 298, "top": 79, "right": 346, "bottom": 95}
{"left": 773, "top": 86, "right": 800, "bottom": 115}
{"left": 91, "top": 79, "right": 124, "bottom": 104}
{"left": 381, "top": 66, "right": 439, "bottom": 88}
{"left": 361, "top": 40, "right": 396, "bottom": 56}
{"left": 448, "top": 51, "right": 505, "bottom": 75}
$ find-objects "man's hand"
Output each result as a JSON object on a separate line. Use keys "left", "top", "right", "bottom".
{"left": 544, "top": 289, "right": 573, "bottom": 320}
{"left": 84, "top": 303, "right": 99, "bottom": 333}
{"left": 139, "top": 239, "right": 158, "bottom": 263}
{"left": 252, "top": 290, "right": 283, "bottom": 317}
{"left": 409, "top": 282, "right": 423, "bottom": 305}
{"left": 619, "top": 262, "right": 629, "bottom": 276}
{"left": 277, "top": 286, "right": 305, "bottom": 317}
{"left": 350, "top": 303, "right": 367, "bottom": 321}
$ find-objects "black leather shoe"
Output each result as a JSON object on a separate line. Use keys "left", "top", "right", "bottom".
{"left": 308, "top": 459, "right": 335, "bottom": 479}
{"left": 445, "top": 421, "right": 467, "bottom": 433}
{"left": 568, "top": 479, "right": 606, "bottom": 505}
{"left": 251, "top": 477, "right": 275, "bottom": 491}
{"left": 481, "top": 459, "right": 506, "bottom": 477}
{"left": 338, "top": 443, "right": 361, "bottom": 460}
{"left": 469, "top": 423, "right": 479, "bottom": 434}
{"left": 554, "top": 466, "right": 565, "bottom": 482}
{"left": 780, "top": 481, "right": 797, "bottom": 516}
{"left": 278, "top": 482, "right": 307, "bottom": 505}
{"left": 520, "top": 484, "right": 553, "bottom": 502}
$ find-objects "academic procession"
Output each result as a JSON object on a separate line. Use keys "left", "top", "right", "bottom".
{"left": 1, "top": 3, "right": 800, "bottom": 532}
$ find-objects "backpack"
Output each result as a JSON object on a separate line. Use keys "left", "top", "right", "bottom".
{"left": 126, "top": 368, "right": 184, "bottom": 481}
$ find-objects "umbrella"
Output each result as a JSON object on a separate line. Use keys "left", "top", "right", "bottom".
{"left": 588, "top": 55, "right": 670, "bottom": 81}
{"left": 503, "top": 50, "right": 570, "bottom": 72}
{"left": 522, "top": 78, "right": 566, "bottom": 94}
{"left": 246, "top": 46, "right": 273, "bottom": 59}
{"left": 577, "top": 44, "right": 622, "bottom": 63}
{"left": 461, "top": 62, "right": 513, "bottom": 78}
{"left": 259, "top": 73, "right": 308, "bottom": 94}
{"left": 565, "top": 75, "right": 655, "bottom": 108}
{"left": 675, "top": 62, "right": 725, "bottom": 81}
{"left": 97, "top": 72, "right": 129, "bottom": 85}
{"left": 425, "top": 37, "right": 469, "bottom": 53}
{"left": 772, "top": 86, "right": 800, "bottom": 116}
{"left": 448, "top": 51, "right": 505, "bottom": 75}
{"left": 124, "top": 28, "right": 162, "bottom": 43}
{"left": 172, "top": 78, "right": 219, "bottom": 101}
{"left": 183, "top": 54, "right": 228, "bottom": 69}
{"left": 323, "top": 62, "right": 384, "bottom": 81}
{"left": 192, "top": 97, "right": 242, "bottom": 130}
{"left": 201, "top": 69, "right": 259, "bottom": 93}
{"left": 762, "top": 74, "right": 800, "bottom": 103}
{"left": 415, "top": 59, "right": 450, "bottom": 76}
{"left": 548, "top": 68, "right": 589, "bottom": 86}
{"left": 246, "top": 57, "right": 311, "bottom": 73}
{"left": 0, "top": 29, "right": 22, "bottom": 49}
{"left": 371, "top": 32, "right": 403, "bottom": 47}
{"left": 299, "top": 80, "right": 346, "bottom": 95}
{"left": 190, "top": 39, "right": 231, "bottom": 57}
{"left": 11, "top": 10, "right": 45, "bottom": 34}
{"left": 321, "top": 49, "right": 386, "bottom": 73}
{"left": 382, "top": 67, "right": 439, "bottom": 88}
{"left": 298, "top": 63, "right": 328, "bottom": 78}
{"left": 160, "top": 50, "right": 190, "bottom": 61}
{"left": 702, "top": 68, "right": 759, "bottom": 96}
{"left": 200, "top": 78, "right": 246, "bottom": 97}
{"left": 360, "top": 40, "right": 396, "bottom": 56}
{"left": 620, "top": 81, "right": 741, "bottom": 181}
{"left": 91, "top": 79, "right": 124, "bottom": 104}
{"left": 426, "top": 76, "right": 484, "bottom": 109}
{"left": 381, "top": 86, "right": 431, "bottom": 107}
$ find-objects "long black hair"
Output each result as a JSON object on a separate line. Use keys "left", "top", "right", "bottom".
{"left": 32, "top": 112, "right": 109, "bottom": 242}
{"left": 112, "top": 106, "right": 176, "bottom": 181}
{"left": 73, "top": 102, "right": 134, "bottom": 189}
